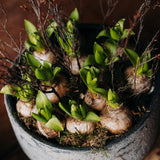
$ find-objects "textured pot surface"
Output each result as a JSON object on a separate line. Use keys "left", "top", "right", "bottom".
{"left": 4, "top": 24, "right": 160, "bottom": 160}
{"left": 4, "top": 79, "right": 160, "bottom": 160}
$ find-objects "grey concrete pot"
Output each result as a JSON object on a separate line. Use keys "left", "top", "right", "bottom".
{"left": 4, "top": 24, "right": 160, "bottom": 160}
{"left": 4, "top": 73, "right": 160, "bottom": 160}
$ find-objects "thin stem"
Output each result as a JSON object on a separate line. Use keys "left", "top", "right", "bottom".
{"left": 0, "top": 3, "right": 20, "bottom": 54}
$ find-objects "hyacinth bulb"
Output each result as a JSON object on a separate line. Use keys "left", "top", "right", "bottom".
{"left": 100, "top": 104, "right": 132, "bottom": 134}
{"left": 66, "top": 117, "right": 96, "bottom": 134}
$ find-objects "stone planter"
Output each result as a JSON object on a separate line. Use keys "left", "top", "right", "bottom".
{"left": 4, "top": 24, "right": 160, "bottom": 160}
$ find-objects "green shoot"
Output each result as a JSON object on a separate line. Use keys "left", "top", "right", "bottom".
{"left": 45, "top": 115, "right": 64, "bottom": 131}
{"left": 85, "top": 19, "right": 135, "bottom": 68}
{"left": 1, "top": 85, "right": 13, "bottom": 95}
{"left": 46, "top": 8, "right": 79, "bottom": 57}
{"left": 80, "top": 66, "right": 120, "bottom": 108}
{"left": 107, "top": 89, "right": 120, "bottom": 109}
{"left": 32, "top": 91, "right": 64, "bottom": 131}
{"left": 124, "top": 48, "right": 152, "bottom": 77}
{"left": 1, "top": 85, "right": 34, "bottom": 103}
{"left": 46, "top": 21, "right": 57, "bottom": 38}
{"left": 69, "top": 8, "right": 79, "bottom": 24}
{"left": 80, "top": 67, "right": 108, "bottom": 100}
{"left": 1, "top": 84, "right": 34, "bottom": 103}
{"left": 25, "top": 52, "right": 61, "bottom": 84}
{"left": 97, "top": 19, "right": 135, "bottom": 41}
{"left": 24, "top": 19, "right": 45, "bottom": 51}
{"left": 59, "top": 100, "right": 101, "bottom": 122}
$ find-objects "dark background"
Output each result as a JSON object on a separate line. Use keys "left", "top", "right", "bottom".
{"left": 0, "top": 0, "right": 160, "bottom": 159}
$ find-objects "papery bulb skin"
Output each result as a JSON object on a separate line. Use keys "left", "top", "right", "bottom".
{"left": 100, "top": 104, "right": 132, "bottom": 134}
{"left": 66, "top": 117, "right": 95, "bottom": 134}
{"left": 84, "top": 89, "right": 106, "bottom": 111}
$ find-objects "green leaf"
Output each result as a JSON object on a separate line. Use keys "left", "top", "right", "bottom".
{"left": 58, "top": 36, "right": 72, "bottom": 54}
{"left": 35, "top": 68, "right": 49, "bottom": 81}
{"left": 24, "top": 19, "right": 38, "bottom": 45}
{"left": 70, "top": 8, "right": 79, "bottom": 23}
{"left": 105, "top": 57, "right": 109, "bottom": 65}
{"left": 91, "top": 87, "right": 108, "bottom": 100}
{"left": 115, "top": 18, "right": 125, "bottom": 33}
{"left": 24, "top": 40, "right": 35, "bottom": 51}
{"left": 121, "top": 29, "right": 135, "bottom": 40}
{"left": 137, "top": 66, "right": 142, "bottom": 76}
{"left": 96, "top": 30, "right": 108, "bottom": 39}
{"left": 40, "top": 108, "right": 51, "bottom": 121}
{"left": 57, "top": 27, "right": 73, "bottom": 55}
{"left": 84, "top": 111, "right": 101, "bottom": 122}
{"left": 69, "top": 99, "right": 77, "bottom": 106}
{"left": 107, "top": 101, "right": 119, "bottom": 109}
{"left": 43, "top": 61, "right": 52, "bottom": 70}
{"left": 107, "top": 89, "right": 119, "bottom": 109}
{"left": 36, "top": 90, "right": 52, "bottom": 113}
{"left": 145, "top": 69, "right": 152, "bottom": 77}
{"left": 15, "top": 84, "right": 34, "bottom": 102}
{"left": 90, "top": 66, "right": 100, "bottom": 78}
{"left": 53, "top": 67, "right": 61, "bottom": 78}
{"left": 108, "top": 89, "right": 112, "bottom": 101}
{"left": 83, "top": 55, "right": 96, "bottom": 67}
{"left": 110, "top": 28, "right": 120, "bottom": 41}
{"left": 141, "top": 54, "right": 150, "bottom": 72}
{"left": 104, "top": 40, "right": 117, "bottom": 57}
{"left": 108, "top": 89, "right": 118, "bottom": 101}
{"left": 58, "top": 102, "right": 72, "bottom": 117}
{"left": 136, "top": 51, "right": 151, "bottom": 76}
{"left": 137, "top": 61, "right": 145, "bottom": 72}
{"left": 79, "top": 104, "right": 86, "bottom": 119}
{"left": 58, "top": 36, "right": 65, "bottom": 49}
{"left": 45, "top": 115, "right": 64, "bottom": 131}
{"left": 146, "top": 51, "right": 151, "bottom": 59}
{"left": 94, "top": 50, "right": 105, "bottom": 65}
{"left": 67, "top": 37, "right": 73, "bottom": 49}
{"left": 79, "top": 68, "right": 88, "bottom": 86}
{"left": 67, "top": 20, "right": 74, "bottom": 33}
{"left": 23, "top": 73, "right": 31, "bottom": 82}
{"left": 25, "top": 52, "right": 42, "bottom": 70}
{"left": 123, "top": 48, "right": 139, "bottom": 67}
{"left": 42, "top": 61, "right": 53, "bottom": 80}
{"left": 86, "top": 71, "right": 93, "bottom": 84}
{"left": 31, "top": 112, "right": 47, "bottom": 123}
{"left": 24, "top": 20, "right": 44, "bottom": 51}
{"left": 137, "top": 63, "right": 148, "bottom": 75}
{"left": 88, "top": 78, "right": 98, "bottom": 88}
{"left": 35, "top": 61, "right": 54, "bottom": 81}
{"left": 108, "top": 89, "right": 113, "bottom": 101}
{"left": 0, "top": 85, "right": 13, "bottom": 95}
{"left": 93, "top": 42, "right": 104, "bottom": 55}
{"left": 71, "top": 104, "right": 82, "bottom": 119}
{"left": 46, "top": 21, "right": 57, "bottom": 38}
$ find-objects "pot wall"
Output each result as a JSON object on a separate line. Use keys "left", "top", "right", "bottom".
{"left": 4, "top": 83, "right": 160, "bottom": 160}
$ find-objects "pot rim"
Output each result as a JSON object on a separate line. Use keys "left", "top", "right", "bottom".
{"left": 4, "top": 23, "right": 158, "bottom": 152}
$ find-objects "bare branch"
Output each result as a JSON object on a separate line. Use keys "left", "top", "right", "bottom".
{"left": 43, "top": 0, "right": 51, "bottom": 27}
{"left": 124, "top": 0, "right": 151, "bottom": 49}
{"left": 99, "top": 0, "right": 119, "bottom": 25}
{"left": 0, "top": 3, "right": 21, "bottom": 54}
